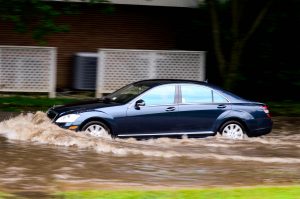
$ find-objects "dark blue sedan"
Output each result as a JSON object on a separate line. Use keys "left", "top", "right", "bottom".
{"left": 47, "top": 79, "right": 272, "bottom": 139}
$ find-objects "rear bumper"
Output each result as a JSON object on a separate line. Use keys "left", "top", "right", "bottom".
{"left": 248, "top": 127, "right": 272, "bottom": 137}
{"left": 248, "top": 118, "right": 273, "bottom": 137}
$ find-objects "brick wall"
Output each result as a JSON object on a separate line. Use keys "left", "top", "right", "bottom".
{"left": 0, "top": 3, "right": 202, "bottom": 89}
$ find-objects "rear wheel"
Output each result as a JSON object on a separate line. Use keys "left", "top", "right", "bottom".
{"left": 82, "top": 121, "right": 110, "bottom": 138}
{"left": 219, "top": 121, "right": 245, "bottom": 139}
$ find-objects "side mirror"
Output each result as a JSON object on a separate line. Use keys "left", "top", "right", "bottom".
{"left": 135, "top": 99, "right": 145, "bottom": 110}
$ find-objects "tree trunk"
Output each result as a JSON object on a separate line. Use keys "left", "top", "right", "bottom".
{"left": 224, "top": 41, "right": 243, "bottom": 89}
{"left": 207, "top": 0, "right": 273, "bottom": 90}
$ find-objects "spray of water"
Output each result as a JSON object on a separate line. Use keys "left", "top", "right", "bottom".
{"left": 0, "top": 112, "right": 299, "bottom": 163}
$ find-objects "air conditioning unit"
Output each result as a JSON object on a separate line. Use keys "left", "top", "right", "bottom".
{"left": 73, "top": 52, "right": 98, "bottom": 90}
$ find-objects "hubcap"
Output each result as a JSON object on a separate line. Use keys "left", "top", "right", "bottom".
{"left": 222, "top": 124, "right": 244, "bottom": 139}
{"left": 85, "top": 124, "right": 108, "bottom": 137}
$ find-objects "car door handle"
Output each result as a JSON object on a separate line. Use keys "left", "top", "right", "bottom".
{"left": 217, "top": 104, "right": 227, "bottom": 109}
{"left": 165, "top": 107, "right": 176, "bottom": 112}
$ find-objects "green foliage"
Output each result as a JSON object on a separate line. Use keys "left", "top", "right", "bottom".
{"left": 0, "top": 0, "right": 65, "bottom": 41}
{"left": 0, "top": 0, "right": 109, "bottom": 43}
{"left": 200, "top": 0, "right": 300, "bottom": 100}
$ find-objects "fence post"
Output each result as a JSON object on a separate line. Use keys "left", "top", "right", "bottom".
{"left": 0, "top": 48, "right": 2, "bottom": 87}
{"left": 49, "top": 47, "right": 57, "bottom": 98}
{"left": 96, "top": 49, "right": 105, "bottom": 98}
{"left": 199, "top": 51, "right": 206, "bottom": 81}
{"left": 148, "top": 52, "right": 156, "bottom": 79}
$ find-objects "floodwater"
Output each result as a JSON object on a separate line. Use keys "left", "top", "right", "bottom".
{"left": 0, "top": 112, "right": 300, "bottom": 197}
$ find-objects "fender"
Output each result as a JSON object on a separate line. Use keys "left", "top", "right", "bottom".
{"left": 72, "top": 110, "right": 117, "bottom": 133}
{"left": 213, "top": 110, "right": 256, "bottom": 133}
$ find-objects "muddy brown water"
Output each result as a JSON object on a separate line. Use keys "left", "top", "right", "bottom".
{"left": 0, "top": 112, "right": 300, "bottom": 197}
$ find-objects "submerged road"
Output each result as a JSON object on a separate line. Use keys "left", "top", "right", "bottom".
{"left": 0, "top": 112, "right": 299, "bottom": 196}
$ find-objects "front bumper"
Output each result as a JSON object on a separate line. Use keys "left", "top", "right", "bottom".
{"left": 56, "top": 122, "right": 79, "bottom": 131}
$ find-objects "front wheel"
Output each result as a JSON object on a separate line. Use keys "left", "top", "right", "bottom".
{"left": 219, "top": 121, "right": 245, "bottom": 139}
{"left": 81, "top": 121, "right": 110, "bottom": 138}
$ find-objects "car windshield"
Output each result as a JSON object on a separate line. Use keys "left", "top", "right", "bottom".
{"left": 103, "top": 83, "right": 151, "bottom": 104}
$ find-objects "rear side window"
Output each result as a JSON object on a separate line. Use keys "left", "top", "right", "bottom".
{"left": 213, "top": 91, "right": 228, "bottom": 103}
{"left": 181, "top": 84, "right": 212, "bottom": 103}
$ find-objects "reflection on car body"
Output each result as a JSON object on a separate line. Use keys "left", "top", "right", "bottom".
{"left": 47, "top": 79, "right": 272, "bottom": 139}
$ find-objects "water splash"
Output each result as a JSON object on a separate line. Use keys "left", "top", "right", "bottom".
{"left": 0, "top": 112, "right": 300, "bottom": 163}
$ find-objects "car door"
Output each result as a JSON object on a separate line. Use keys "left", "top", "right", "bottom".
{"left": 117, "top": 84, "right": 180, "bottom": 137}
{"left": 177, "top": 84, "right": 231, "bottom": 134}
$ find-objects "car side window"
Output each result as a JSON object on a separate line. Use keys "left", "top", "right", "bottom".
{"left": 142, "top": 85, "right": 176, "bottom": 106}
{"left": 181, "top": 84, "right": 212, "bottom": 103}
{"left": 213, "top": 91, "right": 228, "bottom": 103}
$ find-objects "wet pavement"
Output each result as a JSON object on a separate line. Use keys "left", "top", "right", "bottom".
{"left": 0, "top": 112, "right": 299, "bottom": 196}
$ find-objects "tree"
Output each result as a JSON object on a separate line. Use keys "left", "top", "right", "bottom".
{"left": 206, "top": 0, "right": 273, "bottom": 89}
{"left": 0, "top": 0, "right": 109, "bottom": 43}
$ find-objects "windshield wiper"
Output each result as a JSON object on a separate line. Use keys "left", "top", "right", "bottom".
{"left": 101, "top": 96, "right": 117, "bottom": 103}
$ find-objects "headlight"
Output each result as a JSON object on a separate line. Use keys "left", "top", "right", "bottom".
{"left": 55, "top": 114, "right": 80, "bottom": 123}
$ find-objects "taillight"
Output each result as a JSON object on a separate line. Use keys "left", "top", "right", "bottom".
{"left": 262, "top": 105, "right": 271, "bottom": 118}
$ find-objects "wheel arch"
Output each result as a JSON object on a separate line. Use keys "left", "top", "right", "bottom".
{"left": 79, "top": 117, "right": 115, "bottom": 136}
{"left": 215, "top": 117, "right": 250, "bottom": 135}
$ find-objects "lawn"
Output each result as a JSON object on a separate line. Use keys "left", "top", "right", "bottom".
{"left": 267, "top": 101, "right": 300, "bottom": 116}
{"left": 0, "top": 95, "right": 80, "bottom": 112}
{"left": 0, "top": 192, "right": 13, "bottom": 199}
{"left": 0, "top": 95, "right": 299, "bottom": 116}
{"left": 56, "top": 186, "right": 300, "bottom": 199}
{"left": 1, "top": 186, "right": 300, "bottom": 199}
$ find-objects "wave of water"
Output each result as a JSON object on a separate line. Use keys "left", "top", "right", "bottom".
{"left": 0, "top": 112, "right": 300, "bottom": 163}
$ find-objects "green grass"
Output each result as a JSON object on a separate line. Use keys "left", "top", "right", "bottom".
{"left": 0, "top": 192, "right": 13, "bottom": 199}
{"left": 1, "top": 186, "right": 300, "bottom": 198}
{"left": 0, "top": 96, "right": 80, "bottom": 112}
{"left": 0, "top": 94, "right": 299, "bottom": 116}
{"left": 267, "top": 101, "right": 300, "bottom": 116}
{"left": 55, "top": 186, "right": 300, "bottom": 199}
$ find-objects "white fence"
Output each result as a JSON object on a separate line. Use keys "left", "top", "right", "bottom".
{"left": 0, "top": 46, "right": 56, "bottom": 98}
{"left": 96, "top": 49, "right": 205, "bottom": 97}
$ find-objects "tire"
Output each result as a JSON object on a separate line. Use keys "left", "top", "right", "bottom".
{"left": 81, "top": 121, "right": 110, "bottom": 138}
{"left": 219, "top": 120, "right": 246, "bottom": 140}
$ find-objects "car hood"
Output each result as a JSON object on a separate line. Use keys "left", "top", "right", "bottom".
{"left": 49, "top": 99, "right": 122, "bottom": 114}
